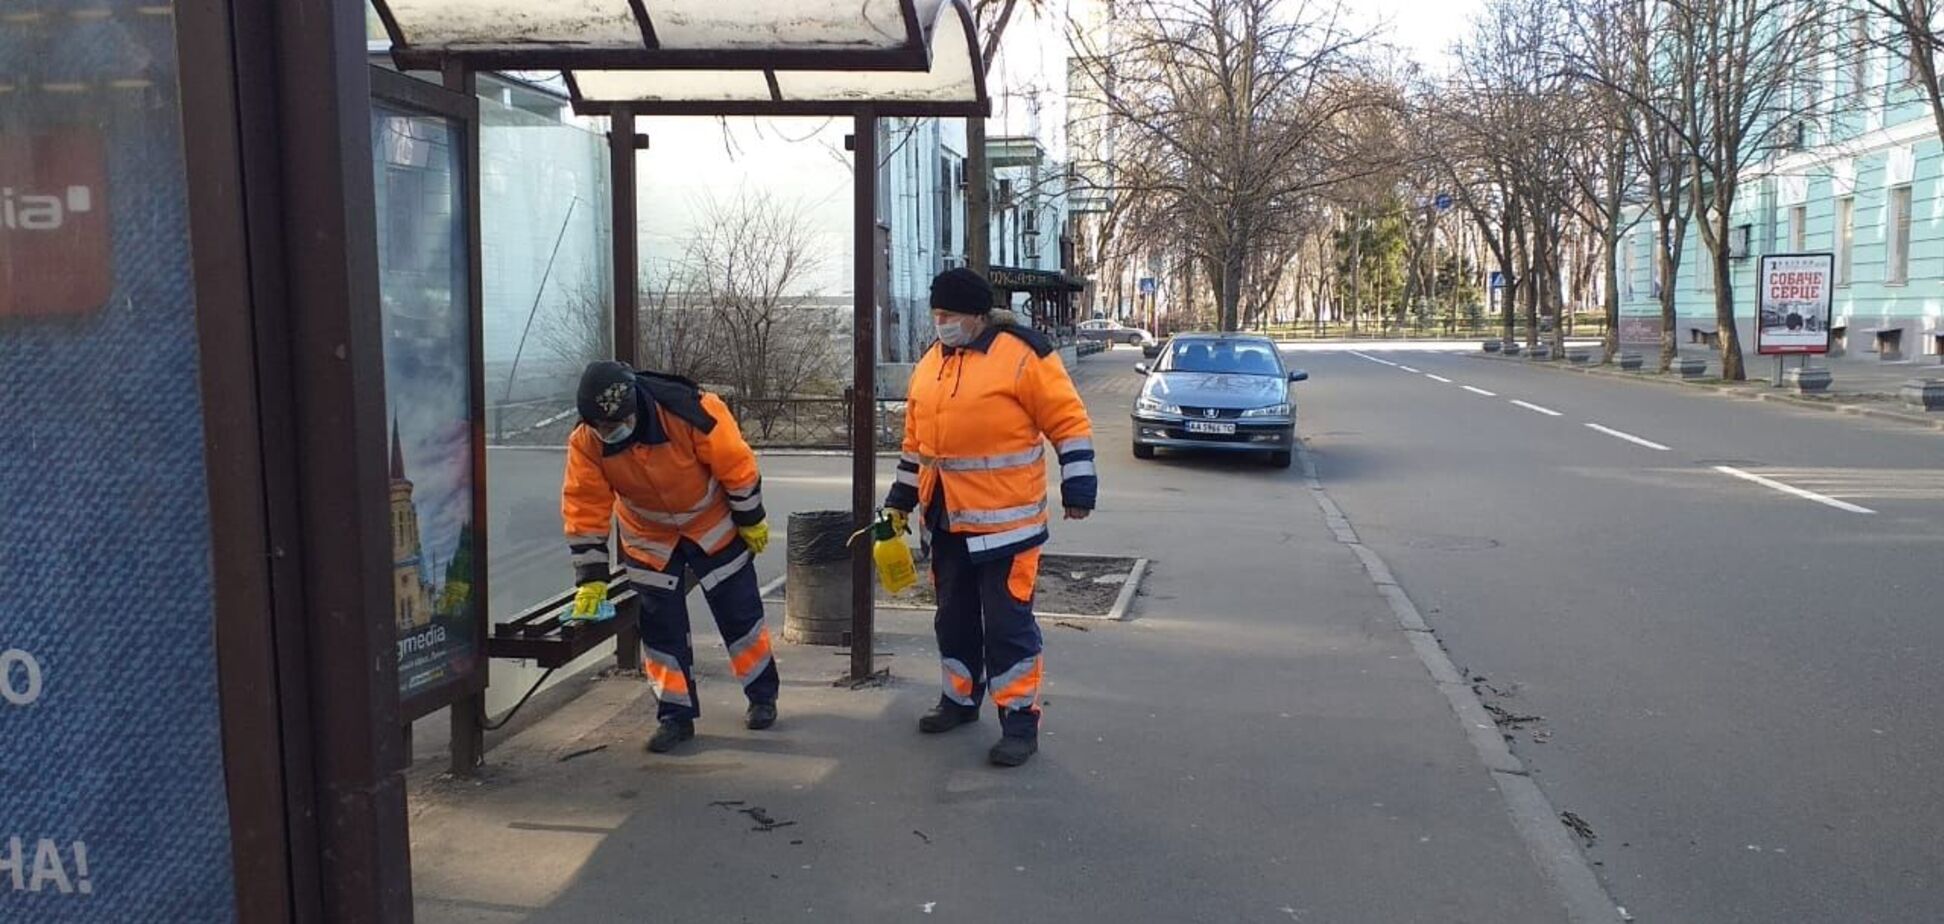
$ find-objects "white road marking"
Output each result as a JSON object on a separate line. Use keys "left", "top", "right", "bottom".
{"left": 1462, "top": 385, "right": 1497, "bottom": 397}
{"left": 1510, "top": 400, "right": 1563, "bottom": 417}
{"left": 1348, "top": 350, "right": 1400, "bottom": 367}
{"left": 1425, "top": 374, "right": 1453, "bottom": 383}
{"left": 1714, "top": 465, "right": 1876, "bottom": 514}
{"left": 1398, "top": 365, "right": 1422, "bottom": 373}
{"left": 1585, "top": 423, "right": 1672, "bottom": 451}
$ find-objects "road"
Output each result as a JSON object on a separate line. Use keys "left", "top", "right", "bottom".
{"left": 1285, "top": 344, "right": 1944, "bottom": 922}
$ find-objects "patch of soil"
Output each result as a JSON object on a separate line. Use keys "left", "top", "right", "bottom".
{"left": 882, "top": 553, "right": 1137, "bottom": 616}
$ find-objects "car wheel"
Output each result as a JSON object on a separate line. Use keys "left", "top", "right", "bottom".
{"left": 1132, "top": 442, "right": 1156, "bottom": 460}
{"left": 1267, "top": 450, "right": 1292, "bottom": 469}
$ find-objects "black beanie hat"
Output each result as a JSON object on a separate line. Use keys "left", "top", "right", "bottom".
{"left": 576, "top": 360, "right": 637, "bottom": 424}
{"left": 930, "top": 267, "right": 994, "bottom": 315}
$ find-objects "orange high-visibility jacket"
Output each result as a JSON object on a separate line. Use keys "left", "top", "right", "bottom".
{"left": 562, "top": 376, "right": 764, "bottom": 584}
{"left": 886, "top": 322, "right": 1096, "bottom": 561}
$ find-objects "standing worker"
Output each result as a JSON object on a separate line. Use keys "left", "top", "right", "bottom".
{"left": 562, "top": 361, "right": 779, "bottom": 754}
{"left": 884, "top": 268, "right": 1097, "bottom": 768}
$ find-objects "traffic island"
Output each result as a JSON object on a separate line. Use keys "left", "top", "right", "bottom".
{"left": 1784, "top": 366, "right": 1834, "bottom": 395}
{"left": 1901, "top": 378, "right": 1944, "bottom": 411}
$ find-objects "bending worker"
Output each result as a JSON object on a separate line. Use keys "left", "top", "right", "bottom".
{"left": 885, "top": 268, "right": 1098, "bottom": 768}
{"left": 563, "top": 361, "right": 778, "bottom": 753}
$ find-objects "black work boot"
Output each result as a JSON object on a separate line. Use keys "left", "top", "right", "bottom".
{"left": 646, "top": 719, "right": 695, "bottom": 753}
{"left": 746, "top": 701, "right": 777, "bottom": 730}
{"left": 988, "top": 735, "right": 1037, "bottom": 768}
{"left": 918, "top": 701, "right": 980, "bottom": 734}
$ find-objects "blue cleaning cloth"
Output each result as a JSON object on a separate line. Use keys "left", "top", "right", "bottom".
{"left": 561, "top": 599, "right": 617, "bottom": 626}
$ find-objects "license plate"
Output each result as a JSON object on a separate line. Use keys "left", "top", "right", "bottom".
{"left": 1185, "top": 420, "right": 1236, "bottom": 435}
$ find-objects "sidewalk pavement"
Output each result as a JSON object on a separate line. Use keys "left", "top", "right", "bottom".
{"left": 1482, "top": 341, "right": 1944, "bottom": 433}
{"left": 406, "top": 346, "right": 1571, "bottom": 923}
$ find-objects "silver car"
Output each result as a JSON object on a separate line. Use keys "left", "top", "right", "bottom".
{"left": 1130, "top": 333, "right": 1308, "bottom": 469}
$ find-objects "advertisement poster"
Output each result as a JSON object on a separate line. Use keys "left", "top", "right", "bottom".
{"left": 0, "top": 5, "right": 238, "bottom": 920}
{"left": 373, "top": 105, "right": 480, "bottom": 706}
{"left": 1757, "top": 253, "right": 1834, "bottom": 355}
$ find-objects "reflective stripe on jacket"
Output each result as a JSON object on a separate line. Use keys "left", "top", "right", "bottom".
{"left": 563, "top": 390, "right": 764, "bottom": 582}
{"left": 885, "top": 323, "right": 1095, "bottom": 561}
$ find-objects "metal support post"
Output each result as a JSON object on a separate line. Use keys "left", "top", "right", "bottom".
{"left": 445, "top": 60, "right": 487, "bottom": 775}
{"left": 850, "top": 110, "right": 879, "bottom": 680}
{"left": 609, "top": 106, "right": 642, "bottom": 673}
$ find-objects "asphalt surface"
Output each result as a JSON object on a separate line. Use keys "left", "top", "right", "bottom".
{"left": 1294, "top": 345, "right": 1944, "bottom": 923}
{"left": 411, "top": 348, "right": 1568, "bottom": 923}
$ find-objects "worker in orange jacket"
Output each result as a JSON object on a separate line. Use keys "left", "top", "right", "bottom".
{"left": 562, "top": 361, "right": 777, "bottom": 753}
{"left": 884, "top": 268, "right": 1097, "bottom": 767}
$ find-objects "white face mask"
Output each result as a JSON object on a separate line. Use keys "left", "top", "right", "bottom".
{"left": 597, "top": 420, "right": 634, "bottom": 444}
{"left": 936, "top": 316, "right": 978, "bottom": 347}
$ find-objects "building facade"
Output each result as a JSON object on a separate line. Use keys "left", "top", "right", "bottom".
{"left": 1619, "top": 12, "right": 1943, "bottom": 361}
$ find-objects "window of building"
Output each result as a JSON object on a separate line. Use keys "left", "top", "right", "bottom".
{"left": 1789, "top": 205, "right": 1807, "bottom": 251}
{"left": 1836, "top": 196, "right": 1854, "bottom": 285}
{"left": 1888, "top": 184, "right": 1913, "bottom": 284}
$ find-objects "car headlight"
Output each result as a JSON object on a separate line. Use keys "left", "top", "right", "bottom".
{"left": 1241, "top": 403, "right": 1292, "bottom": 418}
{"left": 1136, "top": 396, "right": 1182, "bottom": 415}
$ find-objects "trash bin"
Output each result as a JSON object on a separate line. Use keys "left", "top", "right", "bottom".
{"left": 784, "top": 510, "right": 854, "bottom": 646}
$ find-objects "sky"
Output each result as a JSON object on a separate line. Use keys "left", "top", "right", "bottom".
{"left": 1357, "top": 0, "right": 1487, "bottom": 74}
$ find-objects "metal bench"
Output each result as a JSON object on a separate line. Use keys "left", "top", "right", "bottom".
{"left": 489, "top": 579, "right": 641, "bottom": 669}
{"left": 1688, "top": 325, "right": 1720, "bottom": 348}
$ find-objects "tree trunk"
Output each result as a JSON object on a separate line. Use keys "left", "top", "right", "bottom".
{"left": 1714, "top": 222, "right": 1744, "bottom": 380}
{"left": 1547, "top": 228, "right": 1567, "bottom": 358}
{"left": 1498, "top": 222, "right": 1516, "bottom": 345}
{"left": 1602, "top": 150, "right": 1624, "bottom": 363}
{"left": 1658, "top": 252, "right": 1679, "bottom": 374}
{"left": 966, "top": 117, "right": 991, "bottom": 280}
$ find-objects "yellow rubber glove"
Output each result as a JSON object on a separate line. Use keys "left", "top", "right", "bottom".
{"left": 886, "top": 508, "right": 911, "bottom": 536}
{"left": 570, "top": 581, "right": 606, "bottom": 619}
{"left": 738, "top": 520, "right": 771, "bottom": 554}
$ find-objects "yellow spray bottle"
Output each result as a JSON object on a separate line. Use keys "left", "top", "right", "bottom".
{"left": 871, "top": 510, "right": 918, "bottom": 594}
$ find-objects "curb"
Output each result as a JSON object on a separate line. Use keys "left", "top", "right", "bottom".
{"left": 1471, "top": 353, "right": 1944, "bottom": 434}
{"left": 1296, "top": 441, "right": 1625, "bottom": 924}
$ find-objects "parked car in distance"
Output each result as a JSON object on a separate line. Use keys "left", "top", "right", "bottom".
{"left": 1077, "top": 318, "right": 1155, "bottom": 347}
{"left": 1130, "top": 333, "right": 1308, "bottom": 468}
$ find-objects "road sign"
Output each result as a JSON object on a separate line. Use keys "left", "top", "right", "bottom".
{"left": 1756, "top": 253, "right": 1835, "bottom": 355}
{"left": 1489, "top": 271, "right": 1510, "bottom": 289}
{"left": 1138, "top": 277, "right": 1157, "bottom": 295}
{"left": 1434, "top": 193, "right": 1453, "bottom": 212}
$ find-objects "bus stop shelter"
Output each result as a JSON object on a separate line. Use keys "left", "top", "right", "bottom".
{"left": 158, "top": 1, "right": 988, "bottom": 919}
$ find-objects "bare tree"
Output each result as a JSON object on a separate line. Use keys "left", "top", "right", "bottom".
{"left": 1667, "top": 0, "right": 1831, "bottom": 380}
{"left": 666, "top": 192, "right": 843, "bottom": 435}
{"left": 538, "top": 282, "right": 616, "bottom": 378}
{"left": 1072, "top": 0, "right": 1393, "bottom": 331}
{"left": 1863, "top": 0, "right": 1944, "bottom": 145}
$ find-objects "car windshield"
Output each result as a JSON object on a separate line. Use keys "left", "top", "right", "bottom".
{"left": 1159, "top": 339, "right": 1282, "bottom": 375}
